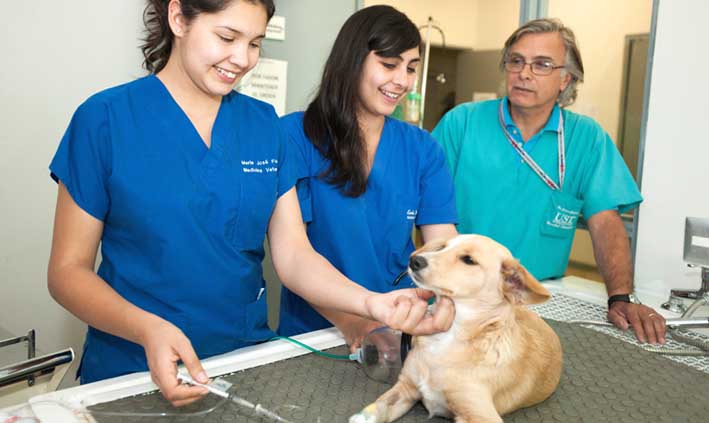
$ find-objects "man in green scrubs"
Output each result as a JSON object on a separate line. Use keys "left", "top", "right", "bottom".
{"left": 433, "top": 18, "right": 666, "bottom": 344}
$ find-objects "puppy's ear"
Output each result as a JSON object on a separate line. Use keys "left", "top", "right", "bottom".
{"left": 501, "top": 258, "right": 551, "bottom": 305}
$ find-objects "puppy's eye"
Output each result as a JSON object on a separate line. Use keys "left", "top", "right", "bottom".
{"left": 460, "top": 255, "right": 476, "bottom": 265}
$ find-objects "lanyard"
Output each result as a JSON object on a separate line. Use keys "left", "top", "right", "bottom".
{"left": 498, "top": 101, "right": 565, "bottom": 191}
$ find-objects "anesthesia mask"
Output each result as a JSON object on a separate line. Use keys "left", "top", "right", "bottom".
{"left": 350, "top": 327, "right": 412, "bottom": 384}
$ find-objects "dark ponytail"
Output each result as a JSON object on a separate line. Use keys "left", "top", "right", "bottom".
{"left": 140, "top": 0, "right": 276, "bottom": 74}
{"left": 303, "top": 5, "right": 420, "bottom": 197}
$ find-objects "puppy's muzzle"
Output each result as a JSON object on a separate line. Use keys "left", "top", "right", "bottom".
{"left": 409, "top": 255, "right": 428, "bottom": 272}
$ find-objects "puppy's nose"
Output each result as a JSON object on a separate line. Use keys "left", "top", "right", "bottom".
{"left": 409, "top": 255, "right": 428, "bottom": 271}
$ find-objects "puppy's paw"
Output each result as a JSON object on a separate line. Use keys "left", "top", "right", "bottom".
{"left": 349, "top": 403, "right": 379, "bottom": 423}
{"left": 349, "top": 415, "right": 374, "bottom": 423}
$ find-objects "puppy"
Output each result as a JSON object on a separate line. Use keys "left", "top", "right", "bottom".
{"left": 350, "top": 234, "right": 562, "bottom": 423}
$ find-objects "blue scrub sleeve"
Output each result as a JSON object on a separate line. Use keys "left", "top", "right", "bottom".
{"left": 579, "top": 131, "right": 643, "bottom": 218}
{"left": 49, "top": 99, "right": 112, "bottom": 221}
{"left": 294, "top": 178, "right": 313, "bottom": 223}
{"left": 280, "top": 114, "right": 313, "bottom": 223}
{"left": 432, "top": 104, "right": 467, "bottom": 177}
{"left": 416, "top": 133, "right": 458, "bottom": 226}
{"left": 275, "top": 121, "right": 298, "bottom": 200}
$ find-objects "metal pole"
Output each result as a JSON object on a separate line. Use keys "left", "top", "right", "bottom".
{"left": 419, "top": 17, "right": 433, "bottom": 129}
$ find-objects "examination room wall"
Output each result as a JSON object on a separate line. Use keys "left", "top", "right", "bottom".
{"left": 0, "top": 0, "right": 358, "bottom": 388}
{"left": 548, "top": 0, "right": 652, "bottom": 145}
{"left": 364, "top": 0, "right": 519, "bottom": 50}
{"left": 0, "top": 0, "right": 146, "bottom": 381}
{"left": 633, "top": 0, "right": 709, "bottom": 293}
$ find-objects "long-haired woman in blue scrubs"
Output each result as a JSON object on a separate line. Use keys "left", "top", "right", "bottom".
{"left": 279, "top": 5, "right": 458, "bottom": 349}
{"left": 47, "top": 0, "right": 454, "bottom": 406}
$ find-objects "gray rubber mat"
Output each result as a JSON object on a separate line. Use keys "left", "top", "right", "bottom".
{"left": 530, "top": 293, "right": 709, "bottom": 373}
{"left": 87, "top": 319, "right": 709, "bottom": 422}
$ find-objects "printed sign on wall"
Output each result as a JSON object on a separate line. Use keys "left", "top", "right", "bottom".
{"left": 266, "top": 16, "right": 286, "bottom": 40}
{"left": 237, "top": 58, "right": 288, "bottom": 116}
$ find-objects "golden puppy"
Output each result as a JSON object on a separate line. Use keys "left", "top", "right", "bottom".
{"left": 350, "top": 234, "right": 562, "bottom": 423}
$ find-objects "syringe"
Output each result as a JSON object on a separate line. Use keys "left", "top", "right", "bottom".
{"left": 177, "top": 373, "right": 294, "bottom": 422}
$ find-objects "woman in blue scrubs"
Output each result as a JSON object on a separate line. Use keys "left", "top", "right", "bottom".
{"left": 279, "top": 5, "right": 458, "bottom": 349}
{"left": 47, "top": 0, "right": 454, "bottom": 406}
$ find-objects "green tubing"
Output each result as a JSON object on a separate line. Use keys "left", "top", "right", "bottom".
{"left": 269, "top": 336, "right": 353, "bottom": 360}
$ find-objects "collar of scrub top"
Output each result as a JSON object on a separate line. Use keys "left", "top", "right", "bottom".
{"left": 499, "top": 98, "right": 565, "bottom": 191}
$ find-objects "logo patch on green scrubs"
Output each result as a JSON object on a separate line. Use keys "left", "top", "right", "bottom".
{"left": 541, "top": 191, "right": 583, "bottom": 238}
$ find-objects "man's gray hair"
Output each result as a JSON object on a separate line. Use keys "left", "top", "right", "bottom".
{"left": 500, "top": 18, "right": 584, "bottom": 108}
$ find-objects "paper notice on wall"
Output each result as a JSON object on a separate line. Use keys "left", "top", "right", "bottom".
{"left": 237, "top": 58, "right": 288, "bottom": 116}
{"left": 266, "top": 16, "right": 285, "bottom": 40}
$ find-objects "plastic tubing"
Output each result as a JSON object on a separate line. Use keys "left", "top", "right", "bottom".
{"left": 28, "top": 336, "right": 355, "bottom": 420}
{"left": 29, "top": 398, "right": 227, "bottom": 418}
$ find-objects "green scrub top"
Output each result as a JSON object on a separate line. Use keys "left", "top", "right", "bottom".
{"left": 432, "top": 98, "right": 642, "bottom": 280}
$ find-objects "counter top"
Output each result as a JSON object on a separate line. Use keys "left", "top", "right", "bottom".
{"left": 2, "top": 276, "right": 707, "bottom": 422}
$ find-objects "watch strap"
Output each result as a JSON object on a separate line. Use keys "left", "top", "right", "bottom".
{"left": 607, "top": 294, "right": 631, "bottom": 309}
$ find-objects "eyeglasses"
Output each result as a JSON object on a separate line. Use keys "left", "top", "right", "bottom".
{"left": 504, "top": 56, "right": 565, "bottom": 76}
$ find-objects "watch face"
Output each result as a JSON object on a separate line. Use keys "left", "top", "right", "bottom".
{"left": 628, "top": 293, "right": 640, "bottom": 304}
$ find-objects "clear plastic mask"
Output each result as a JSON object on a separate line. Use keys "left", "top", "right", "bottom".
{"left": 352, "top": 327, "right": 411, "bottom": 384}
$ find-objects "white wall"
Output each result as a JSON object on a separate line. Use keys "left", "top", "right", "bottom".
{"left": 474, "top": 0, "right": 519, "bottom": 50}
{"left": 0, "top": 1, "right": 145, "bottom": 384}
{"left": 634, "top": 0, "right": 709, "bottom": 292}
{"left": 364, "top": 0, "right": 518, "bottom": 50}
{"left": 548, "top": 0, "right": 652, "bottom": 142}
{"left": 365, "top": 0, "right": 477, "bottom": 48}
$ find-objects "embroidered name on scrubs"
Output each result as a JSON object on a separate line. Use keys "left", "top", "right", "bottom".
{"left": 498, "top": 101, "right": 580, "bottom": 238}
{"left": 549, "top": 204, "right": 579, "bottom": 229}
{"left": 242, "top": 158, "right": 279, "bottom": 173}
{"left": 406, "top": 209, "right": 418, "bottom": 220}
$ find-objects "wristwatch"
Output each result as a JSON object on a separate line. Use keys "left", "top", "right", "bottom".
{"left": 607, "top": 293, "right": 641, "bottom": 309}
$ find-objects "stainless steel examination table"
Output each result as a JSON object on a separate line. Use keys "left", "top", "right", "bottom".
{"left": 4, "top": 276, "right": 709, "bottom": 422}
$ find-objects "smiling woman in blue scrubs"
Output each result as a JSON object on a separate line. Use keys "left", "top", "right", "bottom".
{"left": 46, "top": 0, "right": 454, "bottom": 407}
{"left": 278, "top": 5, "right": 458, "bottom": 349}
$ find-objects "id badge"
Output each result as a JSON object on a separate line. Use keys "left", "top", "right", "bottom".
{"left": 540, "top": 191, "right": 583, "bottom": 238}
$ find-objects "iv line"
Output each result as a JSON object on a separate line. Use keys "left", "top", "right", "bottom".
{"left": 28, "top": 398, "right": 226, "bottom": 418}
{"left": 29, "top": 336, "right": 352, "bottom": 420}
{"left": 270, "top": 336, "right": 358, "bottom": 361}
{"left": 178, "top": 373, "right": 293, "bottom": 423}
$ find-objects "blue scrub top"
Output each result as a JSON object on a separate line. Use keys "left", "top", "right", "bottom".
{"left": 278, "top": 112, "right": 457, "bottom": 336}
{"left": 49, "top": 75, "right": 295, "bottom": 383}
{"left": 432, "top": 98, "right": 642, "bottom": 280}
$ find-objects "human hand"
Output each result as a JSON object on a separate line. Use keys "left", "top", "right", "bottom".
{"left": 364, "top": 288, "right": 455, "bottom": 335}
{"left": 338, "top": 317, "right": 385, "bottom": 353}
{"left": 139, "top": 317, "right": 210, "bottom": 406}
{"left": 608, "top": 302, "right": 666, "bottom": 344}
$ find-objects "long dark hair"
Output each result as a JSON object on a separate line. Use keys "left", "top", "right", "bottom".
{"left": 141, "top": 0, "right": 276, "bottom": 74}
{"left": 303, "top": 5, "right": 420, "bottom": 197}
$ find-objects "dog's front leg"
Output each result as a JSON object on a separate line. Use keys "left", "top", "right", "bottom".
{"left": 349, "top": 375, "right": 421, "bottom": 423}
{"left": 448, "top": 388, "right": 503, "bottom": 423}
